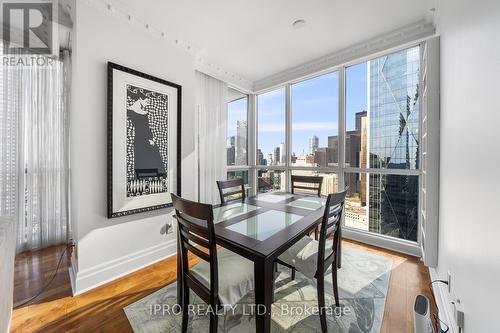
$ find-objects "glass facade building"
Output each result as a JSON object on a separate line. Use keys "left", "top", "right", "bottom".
{"left": 367, "top": 47, "right": 420, "bottom": 241}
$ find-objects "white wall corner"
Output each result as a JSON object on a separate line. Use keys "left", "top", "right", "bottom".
{"left": 71, "top": 239, "right": 176, "bottom": 295}
{"left": 429, "top": 267, "right": 458, "bottom": 333}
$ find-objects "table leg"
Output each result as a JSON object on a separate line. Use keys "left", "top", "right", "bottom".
{"left": 254, "top": 257, "right": 273, "bottom": 333}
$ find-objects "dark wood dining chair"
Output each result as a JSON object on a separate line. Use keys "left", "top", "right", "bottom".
{"left": 276, "top": 190, "right": 347, "bottom": 333}
{"left": 291, "top": 175, "right": 323, "bottom": 197}
{"left": 171, "top": 194, "right": 254, "bottom": 333}
{"left": 291, "top": 175, "right": 324, "bottom": 240}
{"left": 216, "top": 178, "right": 246, "bottom": 204}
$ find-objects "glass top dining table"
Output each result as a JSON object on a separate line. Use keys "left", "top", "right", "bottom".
{"left": 176, "top": 192, "right": 335, "bottom": 333}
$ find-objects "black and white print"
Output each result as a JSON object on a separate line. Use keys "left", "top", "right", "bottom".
{"left": 126, "top": 84, "right": 169, "bottom": 197}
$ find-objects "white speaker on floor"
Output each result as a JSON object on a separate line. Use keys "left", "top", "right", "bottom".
{"left": 414, "top": 295, "right": 435, "bottom": 333}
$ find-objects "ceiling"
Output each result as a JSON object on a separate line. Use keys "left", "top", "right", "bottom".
{"left": 112, "top": 0, "right": 436, "bottom": 88}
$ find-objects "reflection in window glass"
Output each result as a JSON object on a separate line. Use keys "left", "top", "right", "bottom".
{"left": 291, "top": 72, "right": 339, "bottom": 167}
{"left": 370, "top": 46, "right": 420, "bottom": 169}
{"left": 257, "top": 88, "right": 286, "bottom": 166}
{"left": 345, "top": 46, "right": 420, "bottom": 170}
{"left": 345, "top": 172, "right": 418, "bottom": 242}
{"left": 291, "top": 169, "right": 338, "bottom": 196}
{"left": 257, "top": 169, "right": 286, "bottom": 193}
{"left": 227, "top": 96, "right": 248, "bottom": 166}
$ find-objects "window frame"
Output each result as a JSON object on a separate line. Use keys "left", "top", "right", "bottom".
{"left": 248, "top": 41, "right": 424, "bottom": 253}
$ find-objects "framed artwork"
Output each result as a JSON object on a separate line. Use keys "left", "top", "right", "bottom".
{"left": 107, "top": 62, "right": 181, "bottom": 218}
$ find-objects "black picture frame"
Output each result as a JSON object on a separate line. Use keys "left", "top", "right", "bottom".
{"left": 107, "top": 62, "right": 181, "bottom": 218}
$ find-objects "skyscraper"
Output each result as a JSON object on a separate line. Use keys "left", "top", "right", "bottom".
{"left": 309, "top": 135, "right": 319, "bottom": 155}
{"left": 256, "top": 149, "right": 264, "bottom": 165}
{"left": 314, "top": 148, "right": 327, "bottom": 167}
{"left": 273, "top": 147, "right": 280, "bottom": 166}
{"left": 367, "top": 47, "right": 420, "bottom": 242}
{"left": 279, "top": 142, "right": 285, "bottom": 164}
{"left": 226, "top": 136, "right": 235, "bottom": 165}
{"left": 344, "top": 111, "right": 367, "bottom": 205}
{"left": 326, "top": 135, "right": 339, "bottom": 166}
{"left": 235, "top": 120, "right": 247, "bottom": 165}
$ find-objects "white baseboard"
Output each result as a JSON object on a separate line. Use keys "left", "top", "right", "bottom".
{"left": 429, "top": 267, "right": 458, "bottom": 333}
{"left": 71, "top": 239, "right": 177, "bottom": 295}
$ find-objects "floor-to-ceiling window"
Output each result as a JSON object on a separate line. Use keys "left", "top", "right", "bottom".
{"left": 251, "top": 45, "right": 421, "bottom": 244}
{"left": 290, "top": 71, "right": 340, "bottom": 195}
{"left": 344, "top": 46, "right": 420, "bottom": 242}
{"left": 227, "top": 88, "right": 250, "bottom": 185}
{"left": 257, "top": 87, "right": 287, "bottom": 192}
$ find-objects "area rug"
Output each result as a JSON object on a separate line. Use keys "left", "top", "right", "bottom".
{"left": 124, "top": 245, "right": 392, "bottom": 332}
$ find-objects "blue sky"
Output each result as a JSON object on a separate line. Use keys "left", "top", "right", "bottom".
{"left": 228, "top": 62, "right": 368, "bottom": 158}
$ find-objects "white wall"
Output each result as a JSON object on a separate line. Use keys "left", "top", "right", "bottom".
{"left": 435, "top": 0, "right": 500, "bottom": 331}
{"left": 0, "top": 217, "right": 16, "bottom": 333}
{"left": 70, "top": 1, "right": 196, "bottom": 293}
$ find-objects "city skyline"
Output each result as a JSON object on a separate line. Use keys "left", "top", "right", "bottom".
{"left": 257, "top": 65, "right": 367, "bottom": 159}
{"left": 227, "top": 47, "right": 420, "bottom": 242}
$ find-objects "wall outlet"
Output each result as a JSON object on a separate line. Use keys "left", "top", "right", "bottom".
{"left": 166, "top": 222, "right": 173, "bottom": 234}
{"left": 447, "top": 271, "right": 452, "bottom": 293}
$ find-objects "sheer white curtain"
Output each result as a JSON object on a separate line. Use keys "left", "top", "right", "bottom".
{"left": 195, "top": 71, "right": 227, "bottom": 204}
{"left": 0, "top": 50, "right": 19, "bottom": 221}
{"left": 0, "top": 43, "right": 71, "bottom": 253}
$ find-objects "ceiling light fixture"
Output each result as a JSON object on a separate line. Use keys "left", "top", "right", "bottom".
{"left": 292, "top": 19, "right": 306, "bottom": 29}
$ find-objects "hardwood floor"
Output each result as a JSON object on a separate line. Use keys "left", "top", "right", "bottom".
{"left": 10, "top": 240, "right": 436, "bottom": 332}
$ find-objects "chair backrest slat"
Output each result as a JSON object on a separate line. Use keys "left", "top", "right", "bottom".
{"left": 316, "top": 190, "right": 347, "bottom": 277}
{"left": 291, "top": 175, "right": 323, "bottom": 197}
{"left": 324, "top": 223, "right": 338, "bottom": 239}
{"left": 184, "top": 241, "right": 211, "bottom": 262}
{"left": 176, "top": 214, "right": 210, "bottom": 240}
{"left": 171, "top": 193, "right": 220, "bottom": 305}
{"left": 179, "top": 227, "right": 210, "bottom": 249}
{"left": 216, "top": 178, "right": 246, "bottom": 204}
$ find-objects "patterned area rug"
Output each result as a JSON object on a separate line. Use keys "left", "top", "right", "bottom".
{"left": 124, "top": 245, "right": 392, "bottom": 333}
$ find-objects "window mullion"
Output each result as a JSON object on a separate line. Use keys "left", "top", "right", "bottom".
{"left": 285, "top": 83, "right": 292, "bottom": 192}
{"left": 338, "top": 67, "right": 346, "bottom": 191}
{"left": 249, "top": 94, "right": 257, "bottom": 195}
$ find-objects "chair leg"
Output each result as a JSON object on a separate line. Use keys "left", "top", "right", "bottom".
{"left": 291, "top": 267, "right": 295, "bottom": 280}
{"left": 209, "top": 311, "right": 218, "bottom": 333}
{"left": 332, "top": 263, "right": 340, "bottom": 307}
{"left": 314, "top": 226, "right": 319, "bottom": 240}
{"left": 181, "top": 285, "right": 189, "bottom": 333}
{"left": 317, "top": 275, "right": 327, "bottom": 333}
